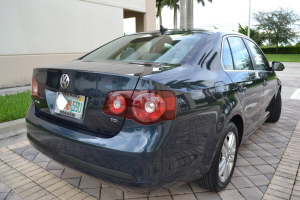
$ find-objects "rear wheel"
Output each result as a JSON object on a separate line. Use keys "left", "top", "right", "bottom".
{"left": 266, "top": 91, "right": 281, "bottom": 123}
{"left": 198, "top": 122, "right": 238, "bottom": 192}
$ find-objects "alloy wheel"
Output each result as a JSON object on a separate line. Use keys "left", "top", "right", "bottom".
{"left": 219, "top": 131, "right": 236, "bottom": 182}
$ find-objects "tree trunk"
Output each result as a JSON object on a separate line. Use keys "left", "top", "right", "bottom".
{"left": 160, "top": 15, "right": 162, "bottom": 26}
{"left": 174, "top": 4, "right": 178, "bottom": 29}
{"left": 186, "top": 0, "right": 193, "bottom": 29}
{"left": 180, "top": 0, "right": 186, "bottom": 29}
{"left": 276, "top": 43, "right": 279, "bottom": 54}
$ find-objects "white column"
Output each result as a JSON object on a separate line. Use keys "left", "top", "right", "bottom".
{"left": 248, "top": 0, "right": 251, "bottom": 37}
{"left": 186, "top": 0, "right": 193, "bottom": 30}
{"left": 180, "top": 0, "right": 186, "bottom": 29}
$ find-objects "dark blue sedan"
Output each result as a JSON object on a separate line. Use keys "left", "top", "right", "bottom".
{"left": 26, "top": 29, "right": 284, "bottom": 193}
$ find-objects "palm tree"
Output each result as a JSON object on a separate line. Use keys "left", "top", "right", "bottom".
{"left": 196, "top": 0, "right": 213, "bottom": 7}
{"left": 156, "top": 0, "right": 167, "bottom": 26}
{"left": 159, "top": 0, "right": 212, "bottom": 29}
{"left": 168, "top": 0, "right": 180, "bottom": 29}
{"left": 158, "top": 0, "right": 180, "bottom": 29}
{"left": 185, "top": 0, "right": 213, "bottom": 29}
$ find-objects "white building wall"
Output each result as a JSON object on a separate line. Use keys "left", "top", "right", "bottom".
{"left": 0, "top": 0, "right": 124, "bottom": 55}
{"left": 0, "top": 0, "right": 151, "bottom": 88}
{"left": 82, "top": 0, "right": 146, "bottom": 13}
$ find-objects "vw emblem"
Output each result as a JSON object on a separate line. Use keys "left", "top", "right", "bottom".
{"left": 60, "top": 74, "right": 69, "bottom": 89}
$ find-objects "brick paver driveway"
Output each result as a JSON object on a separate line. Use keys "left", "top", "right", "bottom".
{"left": 1, "top": 63, "right": 300, "bottom": 200}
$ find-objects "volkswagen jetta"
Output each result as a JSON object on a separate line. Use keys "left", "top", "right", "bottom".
{"left": 26, "top": 29, "right": 284, "bottom": 193}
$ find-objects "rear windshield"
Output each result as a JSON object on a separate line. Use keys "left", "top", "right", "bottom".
{"left": 82, "top": 33, "right": 208, "bottom": 64}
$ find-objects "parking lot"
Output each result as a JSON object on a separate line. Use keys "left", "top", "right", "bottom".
{"left": 1, "top": 62, "right": 300, "bottom": 200}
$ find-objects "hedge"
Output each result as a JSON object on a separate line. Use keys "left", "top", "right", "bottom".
{"left": 261, "top": 46, "right": 300, "bottom": 54}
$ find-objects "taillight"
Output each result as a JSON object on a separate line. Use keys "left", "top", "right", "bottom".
{"left": 132, "top": 92, "right": 165, "bottom": 122}
{"left": 31, "top": 78, "right": 40, "bottom": 98}
{"left": 103, "top": 91, "right": 133, "bottom": 117}
{"left": 103, "top": 90, "right": 176, "bottom": 125}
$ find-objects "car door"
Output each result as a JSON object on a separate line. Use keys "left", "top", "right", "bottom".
{"left": 223, "top": 36, "right": 264, "bottom": 137}
{"left": 243, "top": 39, "right": 278, "bottom": 123}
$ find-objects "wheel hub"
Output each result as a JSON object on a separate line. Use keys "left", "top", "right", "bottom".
{"left": 219, "top": 131, "right": 236, "bottom": 183}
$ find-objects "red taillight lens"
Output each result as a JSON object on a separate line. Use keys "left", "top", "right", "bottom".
{"left": 132, "top": 92, "right": 166, "bottom": 122}
{"left": 31, "top": 78, "right": 40, "bottom": 98}
{"left": 103, "top": 90, "right": 176, "bottom": 125}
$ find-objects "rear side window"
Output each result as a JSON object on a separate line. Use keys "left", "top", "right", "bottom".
{"left": 244, "top": 39, "right": 269, "bottom": 70}
{"left": 227, "top": 37, "right": 254, "bottom": 70}
{"left": 222, "top": 39, "right": 234, "bottom": 70}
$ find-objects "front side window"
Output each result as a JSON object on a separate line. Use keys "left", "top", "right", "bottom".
{"left": 227, "top": 37, "right": 254, "bottom": 70}
{"left": 82, "top": 33, "right": 208, "bottom": 64}
{"left": 245, "top": 39, "right": 269, "bottom": 70}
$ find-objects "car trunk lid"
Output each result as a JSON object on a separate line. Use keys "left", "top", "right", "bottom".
{"left": 32, "top": 61, "right": 142, "bottom": 137}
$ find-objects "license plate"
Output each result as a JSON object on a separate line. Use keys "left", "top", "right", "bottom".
{"left": 54, "top": 92, "right": 85, "bottom": 119}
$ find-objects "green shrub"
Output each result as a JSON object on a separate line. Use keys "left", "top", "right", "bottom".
{"left": 0, "top": 91, "right": 31, "bottom": 123}
{"left": 265, "top": 54, "right": 300, "bottom": 62}
{"left": 261, "top": 46, "right": 300, "bottom": 54}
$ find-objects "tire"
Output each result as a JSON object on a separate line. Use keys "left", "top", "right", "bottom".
{"left": 266, "top": 91, "right": 281, "bottom": 123}
{"left": 198, "top": 122, "right": 239, "bottom": 192}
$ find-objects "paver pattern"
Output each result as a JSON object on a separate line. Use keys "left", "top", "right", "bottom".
{"left": 263, "top": 119, "right": 300, "bottom": 200}
{"left": 0, "top": 99, "right": 300, "bottom": 200}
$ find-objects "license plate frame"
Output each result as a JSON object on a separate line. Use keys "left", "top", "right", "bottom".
{"left": 54, "top": 92, "right": 85, "bottom": 119}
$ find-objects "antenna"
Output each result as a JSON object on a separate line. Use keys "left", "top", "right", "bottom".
{"left": 160, "top": 25, "right": 168, "bottom": 35}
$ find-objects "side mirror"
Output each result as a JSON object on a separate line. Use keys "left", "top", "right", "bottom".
{"left": 272, "top": 61, "right": 285, "bottom": 71}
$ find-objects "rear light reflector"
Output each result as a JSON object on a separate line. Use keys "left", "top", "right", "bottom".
{"left": 103, "top": 90, "right": 176, "bottom": 125}
{"left": 103, "top": 91, "right": 133, "bottom": 117}
{"left": 109, "top": 94, "right": 127, "bottom": 114}
{"left": 31, "top": 78, "right": 40, "bottom": 98}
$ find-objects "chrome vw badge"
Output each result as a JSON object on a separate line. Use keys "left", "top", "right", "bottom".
{"left": 60, "top": 74, "right": 69, "bottom": 89}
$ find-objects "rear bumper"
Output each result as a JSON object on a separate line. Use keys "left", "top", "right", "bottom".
{"left": 27, "top": 133, "right": 137, "bottom": 182}
{"left": 26, "top": 102, "right": 217, "bottom": 193}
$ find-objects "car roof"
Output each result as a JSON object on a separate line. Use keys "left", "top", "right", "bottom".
{"left": 126, "top": 29, "right": 246, "bottom": 38}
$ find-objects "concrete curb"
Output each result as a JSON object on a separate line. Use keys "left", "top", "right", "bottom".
{"left": 0, "top": 118, "right": 26, "bottom": 139}
{"left": 0, "top": 85, "right": 30, "bottom": 96}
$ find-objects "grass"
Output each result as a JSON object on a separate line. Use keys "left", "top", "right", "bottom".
{"left": 0, "top": 91, "right": 31, "bottom": 123}
{"left": 265, "top": 54, "right": 300, "bottom": 62}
